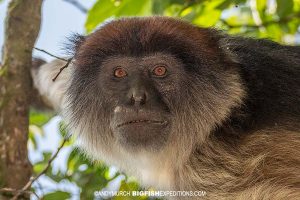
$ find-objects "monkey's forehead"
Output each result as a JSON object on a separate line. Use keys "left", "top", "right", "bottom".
{"left": 98, "top": 52, "right": 183, "bottom": 71}
{"left": 74, "top": 17, "right": 221, "bottom": 68}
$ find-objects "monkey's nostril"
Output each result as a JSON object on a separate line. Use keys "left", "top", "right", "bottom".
{"left": 131, "top": 92, "right": 146, "bottom": 105}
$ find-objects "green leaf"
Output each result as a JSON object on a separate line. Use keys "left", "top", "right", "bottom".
{"left": 265, "top": 23, "right": 283, "bottom": 41}
{"left": 33, "top": 162, "right": 46, "bottom": 174}
{"left": 28, "top": 128, "right": 38, "bottom": 149}
{"left": 33, "top": 152, "right": 53, "bottom": 173}
{"left": 152, "top": 0, "right": 168, "bottom": 14}
{"left": 232, "top": 0, "right": 247, "bottom": 3}
{"left": 29, "top": 109, "right": 54, "bottom": 126}
{"left": 256, "top": 0, "right": 267, "bottom": 12}
{"left": 287, "top": 19, "right": 300, "bottom": 34}
{"left": 192, "top": 1, "right": 223, "bottom": 27}
{"left": 152, "top": 0, "right": 187, "bottom": 14}
{"left": 85, "top": 0, "right": 152, "bottom": 33}
{"left": 117, "top": 0, "right": 152, "bottom": 17}
{"left": 58, "top": 121, "right": 69, "bottom": 138}
{"left": 85, "top": 0, "right": 115, "bottom": 33}
{"left": 169, "top": 0, "right": 185, "bottom": 4}
{"left": 46, "top": 171, "right": 66, "bottom": 182}
{"left": 164, "top": 4, "right": 183, "bottom": 16}
{"left": 43, "top": 152, "right": 52, "bottom": 161}
{"left": 43, "top": 191, "right": 71, "bottom": 200}
{"left": 276, "top": 0, "right": 294, "bottom": 18}
{"left": 256, "top": 0, "right": 267, "bottom": 19}
{"left": 216, "top": 0, "right": 232, "bottom": 10}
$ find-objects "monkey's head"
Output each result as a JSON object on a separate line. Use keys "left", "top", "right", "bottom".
{"left": 65, "top": 17, "right": 245, "bottom": 165}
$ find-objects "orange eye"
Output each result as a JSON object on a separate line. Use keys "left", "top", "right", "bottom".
{"left": 153, "top": 66, "right": 167, "bottom": 77}
{"left": 114, "top": 67, "right": 127, "bottom": 78}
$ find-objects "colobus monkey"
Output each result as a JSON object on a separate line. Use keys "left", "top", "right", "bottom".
{"left": 32, "top": 17, "right": 300, "bottom": 199}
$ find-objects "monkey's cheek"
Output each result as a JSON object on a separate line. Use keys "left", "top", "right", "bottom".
{"left": 113, "top": 124, "right": 170, "bottom": 150}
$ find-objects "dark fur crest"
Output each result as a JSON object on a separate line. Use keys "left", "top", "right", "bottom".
{"left": 71, "top": 17, "right": 231, "bottom": 73}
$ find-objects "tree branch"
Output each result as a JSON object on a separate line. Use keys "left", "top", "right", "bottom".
{"left": 0, "top": 188, "right": 39, "bottom": 199}
{"left": 0, "top": 1, "right": 42, "bottom": 199}
{"left": 10, "top": 139, "right": 68, "bottom": 200}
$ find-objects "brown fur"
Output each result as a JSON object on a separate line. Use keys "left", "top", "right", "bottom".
{"left": 180, "top": 129, "right": 300, "bottom": 199}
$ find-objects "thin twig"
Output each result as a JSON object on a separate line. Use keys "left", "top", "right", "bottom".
{"left": 34, "top": 47, "right": 68, "bottom": 62}
{"left": 33, "top": 47, "right": 73, "bottom": 82}
{"left": 52, "top": 58, "right": 73, "bottom": 82}
{"left": 35, "top": 181, "right": 44, "bottom": 198}
{"left": 11, "top": 139, "right": 68, "bottom": 200}
{"left": 63, "top": 0, "right": 88, "bottom": 13}
{"left": 32, "top": 190, "right": 41, "bottom": 200}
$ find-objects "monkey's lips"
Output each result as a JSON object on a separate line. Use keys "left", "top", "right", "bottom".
{"left": 113, "top": 118, "right": 169, "bottom": 149}
{"left": 111, "top": 112, "right": 170, "bottom": 149}
{"left": 116, "top": 119, "right": 168, "bottom": 128}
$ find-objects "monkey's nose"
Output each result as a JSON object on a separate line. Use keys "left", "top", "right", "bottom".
{"left": 131, "top": 91, "right": 147, "bottom": 106}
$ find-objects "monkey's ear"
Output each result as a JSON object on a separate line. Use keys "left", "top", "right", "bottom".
{"left": 64, "top": 33, "right": 86, "bottom": 57}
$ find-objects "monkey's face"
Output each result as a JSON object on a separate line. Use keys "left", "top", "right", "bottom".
{"left": 66, "top": 17, "right": 245, "bottom": 157}
{"left": 100, "top": 54, "right": 187, "bottom": 149}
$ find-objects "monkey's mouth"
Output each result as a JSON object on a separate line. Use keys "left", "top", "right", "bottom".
{"left": 117, "top": 119, "right": 168, "bottom": 128}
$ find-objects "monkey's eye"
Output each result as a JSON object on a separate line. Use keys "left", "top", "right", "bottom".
{"left": 114, "top": 67, "right": 127, "bottom": 78}
{"left": 152, "top": 66, "right": 167, "bottom": 77}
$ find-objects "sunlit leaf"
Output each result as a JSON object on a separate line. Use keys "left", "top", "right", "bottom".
{"left": 117, "top": 0, "right": 152, "bottom": 17}
{"left": 43, "top": 191, "right": 71, "bottom": 200}
{"left": 29, "top": 124, "right": 44, "bottom": 136}
{"left": 33, "top": 152, "right": 53, "bottom": 173}
{"left": 256, "top": 0, "right": 267, "bottom": 19}
{"left": 152, "top": 0, "right": 171, "bottom": 14}
{"left": 265, "top": 23, "right": 283, "bottom": 41}
{"left": 113, "top": 180, "right": 144, "bottom": 200}
{"left": 58, "top": 121, "right": 69, "bottom": 138}
{"left": 29, "top": 109, "right": 54, "bottom": 126}
{"left": 164, "top": 4, "right": 183, "bottom": 16}
{"left": 85, "top": 0, "right": 116, "bottom": 33}
{"left": 216, "top": 0, "right": 233, "bottom": 10}
{"left": 85, "top": 0, "right": 152, "bottom": 33}
{"left": 46, "top": 170, "right": 66, "bottom": 182}
{"left": 276, "top": 0, "right": 294, "bottom": 18}
{"left": 169, "top": 0, "right": 185, "bottom": 4}
{"left": 33, "top": 163, "right": 46, "bottom": 174}
{"left": 192, "top": 1, "right": 223, "bottom": 27}
{"left": 28, "top": 128, "right": 38, "bottom": 149}
{"left": 232, "top": 0, "right": 247, "bottom": 3}
{"left": 287, "top": 19, "right": 300, "bottom": 33}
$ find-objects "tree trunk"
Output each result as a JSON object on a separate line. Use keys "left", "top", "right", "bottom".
{"left": 0, "top": 0, "right": 42, "bottom": 199}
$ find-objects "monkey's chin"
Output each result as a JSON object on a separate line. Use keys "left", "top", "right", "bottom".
{"left": 113, "top": 122, "right": 169, "bottom": 151}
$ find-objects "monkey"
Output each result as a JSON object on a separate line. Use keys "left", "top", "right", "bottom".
{"left": 31, "top": 16, "right": 300, "bottom": 199}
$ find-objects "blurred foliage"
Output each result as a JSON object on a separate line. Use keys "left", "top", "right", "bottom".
{"left": 28, "top": 0, "right": 300, "bottom": 199}
{"left": 86, "top": 0, "right": 300, "bottom": 44}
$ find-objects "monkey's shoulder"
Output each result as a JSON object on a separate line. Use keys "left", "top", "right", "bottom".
{"left": 221, "top": 35, "right": 300, "bottom": 64}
